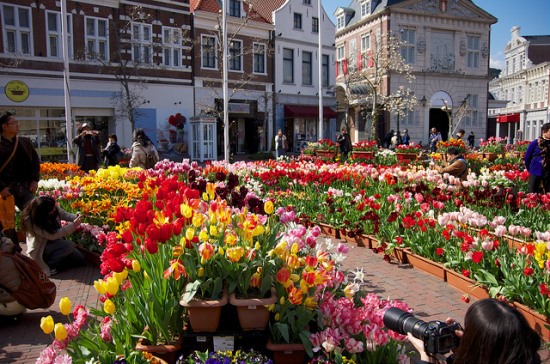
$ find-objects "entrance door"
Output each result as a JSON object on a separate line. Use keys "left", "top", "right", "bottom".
{"left": 429, "top": 108, "right": 449, "bottom": 141}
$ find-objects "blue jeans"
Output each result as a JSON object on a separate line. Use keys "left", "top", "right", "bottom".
{"left": 44, "top": 239, "right": 84, "bottom": 270}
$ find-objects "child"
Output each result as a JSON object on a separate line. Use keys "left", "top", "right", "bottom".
{"left": 102, "top": 134, "right": 122, "bottom": 167}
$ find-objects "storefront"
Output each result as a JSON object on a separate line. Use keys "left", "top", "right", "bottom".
{"left": 283, "top": 105, "right": 337, "bottom": 153}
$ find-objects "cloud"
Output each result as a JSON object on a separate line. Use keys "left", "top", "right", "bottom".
{"left": 490, "top": 58, "right": 505, "bottom": 69}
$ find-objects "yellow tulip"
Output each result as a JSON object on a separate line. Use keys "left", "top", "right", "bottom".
{"left": 202, "top": 192, "right": 210, "bottom": 201}
{"left": 59, "top": 297, "right": 72, "bottom": 316}
{"left": 185, "top": 227, "right": 195, "bottom": 241}
{"left": 275, "top": 313, "right": 280, "bottom": 321}
{"left": 54, "top": 323, "right": 67, "bottom": 341}
{"left": 106, "top": 277, "right": 119, "bottom": 296}
{"left": 198, "top": 267, "right": 205, "bottom": 277}
{"left": 113, "top": 271, "right": 126, "bottom": 285}
{"left": 104, "top": 299, "right": 116, "bottom": 314}
{"left": 40, "top": 315, "right": 54, "bottom": 334}
{"left": 199, "top": 229, "right": 209, "bottom": 242}
{"left": 279, "top": 296, "right": 285, "bottom": 305}
{"left": 180, "top": 203, "right": 193, "bottom": 218}
{"left": 132, "top": 260, "right": 141, "bottom": 272}
{"left": 209, "top": 225, "right": 218, "bottom": 237}
{"left": 93, "top": 279, "right": 107, "bottom": 295}
{"left": 264, "top": 200, "right": 274, "bottom": 215}
{"left": 255, "top": 241, "right": 261, "bottom": 250}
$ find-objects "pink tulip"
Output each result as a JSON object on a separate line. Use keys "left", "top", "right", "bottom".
{"left": 508, "top": 225, "right": 520, "bottom": 236}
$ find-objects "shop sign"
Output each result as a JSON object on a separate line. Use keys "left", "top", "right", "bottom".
{"left": 5, "top": 80, "right": 29, "bottom": 102}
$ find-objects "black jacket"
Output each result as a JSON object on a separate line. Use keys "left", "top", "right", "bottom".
{"left": 0, "top": 135, "right": 40, "bottom": 191}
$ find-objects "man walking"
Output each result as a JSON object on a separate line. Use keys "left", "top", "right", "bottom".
{"left": 429, "top": 127, "right": 442, "bottom": 153}
{"left": 0, "top": 112, "right": 40, "bottom": 250}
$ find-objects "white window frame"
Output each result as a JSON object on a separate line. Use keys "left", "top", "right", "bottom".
{"left": 337, "top": 45, "right": 345, "bottom": 75}
{"left": 400, "top": 29, "right": 415, "bottom": 64}
{"left": 2, "top": 4, "right": 33, "bottom": 55}
{"left": 360, "top": 0, "right": 371, "bottom": 18}
{"left": 253, "top": 42, "right": 266, "bottom": 74}
{"left": 361, "top": 33, "right": 370, "bottom": 68}
{"left": 85, "top": 16, "right": 109, "bottom": 61}
{"left": 46, "top": 10, "right": 72, "bottom": 59}
{"left": 337, "top": 15, "right": 345, "bottom": 30}
{"left": 283, "top": 48, "right": 294, "bottom": 84}
{"left": 162, "top": 26, "right": 183, "bottom": 68}
{"left": 302, "top": 50, "right": 313, "bottom": 86}
{"left": 465, "top": 94, "right": 478, "bottom": 126}
{"left": 228, "top": 39, "right": 243, "bottom": 72}
{"left": 132, "top": 22, "right": 152, "bottom": 64}
{"left": 467, "top": 35, "right": 480, "bottom": 69}
{"left": 229, "top": 0, "right": 241, "bottom": 17}
{"left": 201, "top": 35, "right": 217, "bottom": 69}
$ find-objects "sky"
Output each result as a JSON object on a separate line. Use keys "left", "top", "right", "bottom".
{"left": 321, "top": 0, "right": 550, "bottom": 70}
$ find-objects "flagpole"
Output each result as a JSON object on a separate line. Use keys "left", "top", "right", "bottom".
{"left": 317, "top": 0, "right": 323, "bottom": 140}
{"left": 61, "top": 0, "right": 73, "bottom": 163}
{"left": 222, "top": 0, "right": 230, "bottom": 162}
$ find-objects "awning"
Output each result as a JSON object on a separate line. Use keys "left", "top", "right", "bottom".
{"left": 496, "top": 113, "right": 520, "bottom": 123}
{"left": 284, "top": 105, "right": 337, "bottom": 118}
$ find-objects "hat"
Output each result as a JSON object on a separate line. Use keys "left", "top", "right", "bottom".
{"left": 81, "top": 123, "right": 91, "bottom": 130}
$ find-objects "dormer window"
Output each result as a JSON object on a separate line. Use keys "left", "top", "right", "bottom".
{"left": 361, "top": 0, "right": 372, "bottom": 18}
{"left": 229, "top": 0, "right": 241, "bottom": 17}
{"left": 337, "top": 15, "right": 345, "bottom": 30}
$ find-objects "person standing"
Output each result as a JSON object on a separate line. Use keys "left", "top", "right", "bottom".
{"left": 402, "top": 129, "right": 410, "bottom": 145}
{"left": 102, "top": 134, "right": 121, "bottom": 167}
{"left": 0, "top": 112, "right": 40, "bottom": 251}
{"left": 274, "top": 129, "right": 287, "bottom": 159}
{"left": 467, "top": 131, "right": 475, "bottom": 149}
{"left": 73, "top": 123, "right": 102, "bottom": 172}
{"left": 456, "top": 129, "right": 466, "bottom": 140}
{"left": 337, "top": 127, "right": 352, "bottom": 160}
{"left": 429, "top": 127, "right": 442, "bottom": 153}
{"left": 129, "top": 128, "right": 159, "bottom": 169}
{"left": 524, "top": 123, "right": 550, "bottom": 194}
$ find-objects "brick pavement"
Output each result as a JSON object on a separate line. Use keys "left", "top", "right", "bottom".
{"left": 1, "top": 239, "right": 548, "bottom": 363}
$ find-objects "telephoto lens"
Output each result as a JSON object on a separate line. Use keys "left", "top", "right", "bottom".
{"left": 383, "top": 307, "right": 428, "bottom": 338}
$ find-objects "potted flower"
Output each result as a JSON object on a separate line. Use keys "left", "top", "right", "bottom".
{"left": 351, "top": 140, "right": 378, "bottom": 160}
{"left": 184, "top": 349, "right": 273, "bottom": 364}
{"left": 479, "top": 136, "right": 507, "bottom": 161}
{"left": 394, "top": 144, "right": 422, "bottom": 161}
{"left": 316, "top": 138, "right": 338, "bottom": 160}
{"left": 437, "top": 138, "right": 468, "bottom": 156}
{"left": 301, "top": 142, "right": 319, "bottom": 157}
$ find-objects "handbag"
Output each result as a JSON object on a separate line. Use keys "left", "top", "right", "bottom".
{"left": 0, "top": 195, "right": 16, "bottom": 230}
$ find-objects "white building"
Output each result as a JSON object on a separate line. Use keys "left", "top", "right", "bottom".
{"left": 271, "top": 0, "right": 337, "bottom": 153}
{"left": 335, "top": 0, "right": 496, "bottom": 146}
{"left": 488, "top": 26, "right": 550, "bottom": 142}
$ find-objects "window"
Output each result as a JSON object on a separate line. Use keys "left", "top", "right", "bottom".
{"left": 467, "top": 35, "right": 479, "bottom": 68}
{"left": 465, "top": 94, "right": 478, "bottom": 126}
{"left": 403, "top": 110, "right": 417, "bottom": 126}
{"left": 302, "top": 51, "right": 312, "bottom": 85}
{"left": 361, "top": 33, "right": 370, "bottom": 68}
{"left": 304, "top": 0, "right": 311, "bottom": 4}
{"left": 132, "top": 23, "right": 152, "bottom": 64}
{"left": 229, "top": 0, "right": 241, "bottom": 17}
{"left": 400, "top": 29, "right": 415, "bottom": 64}
{"left": 201, "top": 35, "right": 216, "bottom": 69}
{"left": 283, "top": 48, "right": 294, "bottom": 83}
{"left": 229, "top": 39, "right": 242, "bottom": 71}
{"left": 361, "top": 1, "right": 371, "bottom": 17}
{"left": 294, "top": 13, "right": 302, "bottom": 30}
{"left": 46, "top": 11, "right": 72, "bottom": 59}
{"left": 85, "top": 17, "right": 108, "bottom": 60}
{"left": 253, "top": 43, "right": 266, "bottom": 74}
{"left": 337, "top": 45, "right": 345, "bottom": 75}
{"left": 322, "top": 54, "right": 329, "bottom": 87}
{"left": 2, "top": 5, "right": 32, "bottom": 54}
{"left": 337, "top": 15, "right": 345, "bottom": 30}
{"left": 312, "top": 17, "right": 319, "bottom": 33}
{"left": 163, "top": 27, "right": 182, "bottom": 67}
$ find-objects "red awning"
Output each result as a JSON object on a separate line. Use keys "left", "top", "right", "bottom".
{"left": 284, "top": 105, "right": 337, "bottom": 118}
{"left": 496, "top": 113, "right": 520, "bottom": 123}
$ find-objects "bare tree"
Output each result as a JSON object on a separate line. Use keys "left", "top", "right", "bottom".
{"left": 442, "top": 95, "right": 471, "bottom": 139}
{"left": 337, "top": 33, "right": 415, "bottom": 140}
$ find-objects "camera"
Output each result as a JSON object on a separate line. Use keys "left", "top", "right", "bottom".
{"left": 383, "top": 307, "right": 461, "bottom": 355}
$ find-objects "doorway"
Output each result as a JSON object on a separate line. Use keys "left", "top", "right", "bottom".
{"left": 429, "top": 108, "right": 449, "bottom": 141}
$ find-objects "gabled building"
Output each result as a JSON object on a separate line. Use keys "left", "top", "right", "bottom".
{"left": 190, "top": 0, "right": 277, "bottom": 155}
{"left": 0, "top": 0, "right": 193, "bottom": 160}
{"left": 334, "top": 0, "right": 496, "bottom": 146}
{"left": 488, "top": 26, "right": 550, "bottom": 142}
{"left": 271, "top": 0, "right": 337, "bottom": 153}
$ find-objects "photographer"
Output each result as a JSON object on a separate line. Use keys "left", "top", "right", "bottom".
{"left": 404, "top": 299, "right": 541, "bottom": 364}
{"left": 73, "top": 123, "right": 101, "bottom": 172}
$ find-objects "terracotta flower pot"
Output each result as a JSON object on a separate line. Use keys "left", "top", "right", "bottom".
{"left": 445, "top": 269, "right": 489, "bottom": 300}
{"left": 513, "top": 302, "right": 550, "bottom": 341}
{"left": 135, "top": 328, "right": 182, "bottom": 364}
{"left": 406, "top": 252, "right": 446, "bottom": 281}
{"left": 266, "top": 337, "right": 306, "bottom": 364}
{"left": 180, "top": 289, "right": 228, "bottom": 332}
{"left": 229, "top": 287, "right": 277, "bottom": 331}
{"left": 396, "top": 152, "right": 418, "bottom": 161}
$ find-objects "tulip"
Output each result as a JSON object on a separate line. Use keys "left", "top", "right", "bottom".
{"left": 40, "top": 315, "right": 54, "bottom": 334}
{"left": 132, "top": 259, "right": 141, "bottom": 272}
{"left": 54, "top": 323, "right": 67, "bottom": 341}
{"left": 104, "top": 299, "right": 116, "bottom": 314}
{"left": 94, "top": 279, "right": 107, "bottom": 295}
{"left": 59, "top": 297, "right": 72, "bottom": 316}
{"left": 106, "top": 277, "right": 119, "bottom": 296}
{"left": 197, "top": 267, "right": 205, "bottom": 277}
{"left": 264, "top": 200, "right": 274, "bottom": 215}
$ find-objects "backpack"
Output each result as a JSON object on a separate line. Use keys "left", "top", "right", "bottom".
{"left": 140, "top": 146, "right": 158, "bottom": 169}
{"left": 7, "top": 252, "right": 56, "bottom": 309}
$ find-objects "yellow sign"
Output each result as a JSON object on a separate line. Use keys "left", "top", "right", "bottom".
{"left": 5, "top": 80, "right": 29, "bottom": 102}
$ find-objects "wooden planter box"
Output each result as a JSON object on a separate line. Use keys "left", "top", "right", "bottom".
{"left": 406, "top": 252, "right": 447, "bottom": 281}
{"left": 445, "top": 269, "right": 490, "bottom": 300}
